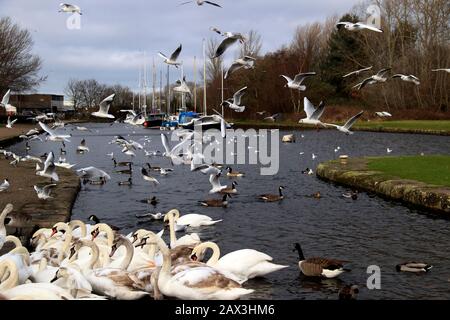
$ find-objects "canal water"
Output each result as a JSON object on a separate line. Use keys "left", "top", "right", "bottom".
{"left": 9, "top": 123, "right": 450, "bottom": 299}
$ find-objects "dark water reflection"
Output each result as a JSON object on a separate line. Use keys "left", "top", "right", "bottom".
{"left": 9, "top": 123, "right": 450, "bottom": 300}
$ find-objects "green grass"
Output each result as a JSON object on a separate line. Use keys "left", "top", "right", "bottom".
{"left": 367, "top": 155, "right": 450, "bottom": 187}
{"left": 353, "top": 120, "right": 450, "bottom": 131}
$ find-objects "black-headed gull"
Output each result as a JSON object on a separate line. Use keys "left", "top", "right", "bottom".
{"left": 213, "top": 33, "right": 246, "bottom": 58}
{"left": 222, "top": 87, "right": 247, "bottom": 113}
{"left": 336, "top": 22, "right": 382, "bottom": 33}
{"left": 432, "top": 68, "right": 450, "bottom": 73}
{"left": 179, "top": 0, "right": 222, "bottom": 8}
{"left": 6, "top": 116, "right": 17, "bottom": 129}
{"left": 59, "top": 3, "right": 82, "bottom": 14}
{"left": 325, "top": 111, "right": 364, "bottom": 135}
{"left": 39, "top": 122, "right": 71, "bottom": 142}
{"left": 280, "top": 72, "right": 316, "bottom": 91}
{"left": 343, "top": 66, "right": 373, "bottom": 78}
{"left": 298, "top": 97, "right": 326, "bottom": 127}
{"left": 36, "top": 152, "right": 59, "bottom": 182}
{"left": 353, "top": 68, "right": 391, "bottom": 90}
{"left": 158, "top": 44, "right": 182, "bottom": 68}
{"left": 92, "top": 94, "right": 115, "bottom": 119}
{"left": 392, "top": 74, "right": 420, "bottom": 85}
{"left": 225, "top": 56, "right": 255, "bottom": 79}
{"left": 34, "top": 184, "right": 57, "bottom": 200}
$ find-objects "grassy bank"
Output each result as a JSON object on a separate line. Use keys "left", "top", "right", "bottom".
{"left": 368, "top": 156, "right": 450, "bottom": 187}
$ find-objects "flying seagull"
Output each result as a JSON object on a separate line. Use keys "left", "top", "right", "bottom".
{"left": 209, "top": 172, "right": 227, "bottom": 194}
{"left": 375, "top": 111, "right": 392, "bottom": 117}
{"left": 343, "top": 66, "right": 373, "bottom": 78}
{"left": 264, "top": 113, "right": 280, "bottom": 122}
{"left": 92, "top": 94, "right": 115, "bottom": 119}
{"left": 353, "top": 68, "right": 391, "bottom": 90}
{"left": 34, "top": 184, "right": 57, "bottom": 200}
{"left": 59, "top": 3, "right": 82, "bottom": 14}
{"left": 280, "top": 72, "right": 316, "bottom": 91}
{"left": 325, "top": 111, "right": 364, "bottom": 135}
{"left": 6, "top": 116, "right": 18, "bottom": 129}
{"left": 222, "top": 87, "right": 247, "bottom": 113}
{"left": 76, "top": 139, "right": 90, "bottom": 153}
{"left": 213, "top": 33, "right": 246, "bottom": 59}
{"left": 0, "top": 89, "right": 11, "bottom": 108}
{"left": 39, "top": 122, "right": 71, "bottom": 142}
{"left": 179, "top": 0, "right": 222, "bottom": 7}
{"left": 225, "top": 56, "right": 256, "bottom": 79}
{"left": 432, "top": 68, "right": 450, "bottom": 73}
{"left": 298, "top": 97, "right": 326, "bottom": 127}
{"left": 336, "top": 22, "right": 382, "bottom": 33}
{"left": 77, "top": 167, "right": 111, "bottom": 181}
{"left": 36, "top": 152, "right": 59, "bottom": 182}
{"left": 159, "top": 44, "right": 182, "bottom": 68}
{"left": 392, "top": 74, "right": 420, "bottom": 85}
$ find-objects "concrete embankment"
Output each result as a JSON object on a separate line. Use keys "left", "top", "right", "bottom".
{"left": 316, "top": 158, "right": 450, "bottom": 214}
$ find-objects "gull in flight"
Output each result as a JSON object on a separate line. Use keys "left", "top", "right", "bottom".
{"left": 39, "top": 122, "right": 71, "bottom": 142}
{"left": 222, "top": 87, "right": 247, "bottom": 113}
{"left": 225, "top": 56, "right": 256, "bottom": 79}
{"left": 59, "top": 3, "right": 82, "bottom": 15}
{"left": 92, "top": 94, "right": 115, "bottom": 119}
{"left": 392, "top": 74, "right": 420, "bottom": 85}
{"left": 34, "top": 184, "right": 57, "bottom": 200}
{"left": 161, "top": 133, "right": 193, "bottom": 163}
{"left": 159, "top": 44, "right": 182, "bottom": 68}
{"left": 19, "top": 134, "right": 42, "bottom": 142}
{"left": 213, "top": 33, "right": 246, "bottom": 59}
{"left": 432, "top": 68, "right": 450, "bottom": 73}
{"left": 336, "top": 22, "right": 382, "bottom": 33}
{"left": 280, "top": 72, "right": 316, "bottom": 91}
{"left": 55, "top": 157, "right": 76, "bottom": 169}
{"left": 209, "top": 172, "right": 227, "bottom": 194}
{"left": 179, "top": 0, "right": 222, "bottom": 8}
{"left": 0, "top": 179, "right": 10, "bottom": 192}
{"left": 325, "top": 111, "right": 364, "bottom": 135}
{"left": 387, "top": 148, "right": 393, "bottom": 154}
{"left": 141, "top": 168, "right": 160, "bottom": 185}
{"left": 353, "top": 68, "right": 391, "bottom": 90}
{"left": 343, "top": 66, "right": 373, "bottom": 78}
{"left": 6, "top": 116, "right": 18, "bottom": 129}
{"left": 264, "top": 113, "right": 280, "bottom": 122}
{"left": 173, "top": 76, "right": 192, "bottom": 95}
{"left": 36, "top": 152, "right": 59, "bottom": 182}
{"left": 0, "top": 89, "right": 13, "bottom": 109}
{"left": 298, "top": 97, "right": 326, "bottom": 127}
{"left": 375, "top": 111, "right": 392, "bottom": 117}
{"left": 210, "top": 27, "right": 223, "bottom": 35}
{"left": 77, "top": 167, "right": 111, "bottom": 181}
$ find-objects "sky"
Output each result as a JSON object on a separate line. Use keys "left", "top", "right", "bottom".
{"left": 0, "top": 0, "right": 361, "bottom": 95}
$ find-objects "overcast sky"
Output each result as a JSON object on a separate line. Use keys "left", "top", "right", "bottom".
{"left": 1, "top": 0, "right": 361, "bottom": 95}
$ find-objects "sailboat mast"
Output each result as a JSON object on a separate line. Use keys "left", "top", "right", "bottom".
{"left": 138, "top": 68, "right": 141, "bottom": 110}
{"left": 159, "top": 69, "right": 162, "bottom": 112}
{"left": 143, "top": 52, "right": 147, "bottom": 117}
{"left": 193, "top": 56, "right": 197, "bottom": 113}
{"left": 167, "top": 65, "right": 170, "bottom": 115}
{"left": 152, "top": 58, "right": 156, "bottom": 113}
{"left": 221, "top": 64, "right": 224, "bottom": 117}
{"left": 203, "top": 38, "right": 207, "bottom": 116}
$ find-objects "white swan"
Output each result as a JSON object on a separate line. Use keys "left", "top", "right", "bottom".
{"left": 0, "top": 246, "right": 33, "bottom": 284}
{"left": 164, "top": 210, "right": 201, "bottom": 248}
{"left": 191, "top": 242, "right": 288, "bottom": 284}
{"left": 169, "top": 209, "right": 222, "bottom": 228}
{"left": 0, "top": 204, "right": 13, "bottom": 250}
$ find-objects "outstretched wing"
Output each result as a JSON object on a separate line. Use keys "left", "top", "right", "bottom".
{"left": 343, "top": 111, "right": 364, "bottom": 129}
{"left": 310, "top": 101, "right": 325, "bottom": 120}
{"left": 303, "top": 97, "right": 316, "bottom": 119}
{"left": 1, "top": 89, "right": 10, "bottom": 106}
{"left": 336, "top": 22, "right": 349, "bottom": 30}
{"left": 39, "top": 121, "right": 55, "bottom": 136}
{"left": 225, "top": 61, "right": 243, "bottom": 79}
{"left": 376, "top": 68, "right": 391, "bottom": 77}
{"left": 356, "top": 22, "right": 383, "bottom": 33}
{"left": 204, "top": 1, "right": 222, "bottom": 7}
{"left": 160, "top": 134, "right": 171, "bottom": 155}
{"left": 280, "top": 75, "right": 292, "bottom": 83}
{"left": 214, "top": 37, "right": 238, "bottom": 58}
{"left": 233, "top": 87, "right": 247, "bottom": 105}
{"left": 293, "top": 72, "right": 316, "bottom": 85}
{"left": 99, "top": 94, "right": 115, "bottom": 114}
{"left": 170, "top": 44, "right": 182, "bottom": 61}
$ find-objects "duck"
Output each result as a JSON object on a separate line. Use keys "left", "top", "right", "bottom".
{"left": 342, "top": 190, "right": 358, "bottom": 200}
{"left": 338, "top": 285, "right": 359, "bottom": 300}
{"left": 190, "top": 242, "right": 288, "bottom": 284}
{"left": 395, "top": 262, "right": 433, "bottom": 273}
{"left": 293, "top": 243, "right": 349, "bottom": 278}
{"left": 258, "top": 186, "right": 285, "bottom": 202}
{"left": 301, "top": 168, "right": 314, "bottom": 175}
{"left": 311, "top": 191, "right": 321, "bottom": 199}
{"left": 167, "top": 209, "right": 222, "bottom": 228}
{"left": 226, "top": 167, "right": 244, "bottom": 177}
{"left": 199, "top": 194, "right": 230, "bottom": 208}
{"left": 118, "top": 177, "right": 133, "bottom": 186}
{"left": 219, "top": 181, "right": 238, "bottom": 194}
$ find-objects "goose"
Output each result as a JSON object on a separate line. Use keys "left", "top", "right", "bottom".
{"left": 36, "top": 152, "right": 59, "bottom": 182}
{"left": 392, "top": 74, "right": 420, "bottom": 85}
{"left": 179, "top": 0, "right": 222, "bottom": 8}
{"left": 343, "top": 66, "right": 373, "bottom": 78}
{"left": 325, "top": 111, "right": 364, "bottom": 135}
{"left": 338, "top": 285, "right": 359, "bottom": 300}
{"left": 34, "top": 184, "right": 57, "bottom": 200}
{"left": 146, "top": 163, "right": 162, "bottom": 172}
{"left": 396, "top": 262, "right": 433, "bottom": 273}
{"left": 0, "top": 179, "right": 10, "bottom": 192}
{"left": 336, "top": 21, "right": 382, "bottom": 33}
{"left": 280, "top": 72, "right": 316, "bottom": 91}
{"left": 59, "top": 3, "right": 82, "bottom": 15}
{"left": 118, "top": 177, "right": 132, "bottom": 186}
{"left": 353, "top": 68, "right": 391, "bottom": 90}
{"left": 293, "top": 243, "right": 349, "bottom": 278}
{"left": 6, "top": 116, "right": 18, "bottom": 129}
{"left": 144, "top": 233, "right": 254, "bottom": 300}
{"left": 168, "top": 209, "right": 222, "bottom": 228}
{"left": 191, "top": 242, "right": 288, "bottom": 284}
{"left": 225, "top": 56, "right": 255, "bottom": 79}
{"left": 0, "top": 259, "right": 74, "bottom": 300}
{"left": 220, "top": 181, "right": 238, "bottom": 194}
{"left": 115, "top": 164, "right": 132, "bottom": 174}
{"left": 164, "top": 210, "right": 201, "bottom": 249}
{"left": 258, "top": 186, "right": 285, "bottom": 202}
{"left": 76, "top": 139, "right": 90, "bottom": 153}
{"left": 222, "top": 87, "right": 247, "bottom": 113}
{"left": 92, "top": 94, "right": 115, "bottom": 119}
{"left": 158, "top": 44, "right": 182, "bottom": 68}
{"left": 113, "top": 159, "right": 133, "bottom": 167}
{"left": 298, "top": 98, "right": 326, "bottom": 127}
{"left": 199, "top": 194, "right": 230, "bottom": 208}
{"left": 141, "top": 168, "right": 160, "bottom": 185}
{"left": 39, "top": 122, "right": 71, "bottom": 143}
{"left": 209, "top": 171, "right": 227, "bottom": 193}
{"left": 226, "top": 167, "right": 244, "bottom": 177}
{"left": 213, "top": 33, "right": 246, "bottom": 58}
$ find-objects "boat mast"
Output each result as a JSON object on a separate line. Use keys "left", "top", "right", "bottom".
{"left": 221, "top": 63, "right": 224, "bottom": 117}
{"left": 138, "top": 68, "right": 141, "bottom": 110}
{"left": 203, "top": 38, "right": 207, "bottom": 116}
{"left": 193, "top": 56, "right": 197, "bottom": 113}
{"left": 181, "top": 64, "right": 185, "bottom": 112}
{"left": 159, "top": 69, "right": 162, "bottom": 112}
{"left": 167, "top": 65, "right": 170, "bottom": 115}
{"left": 152, "top": 57, "right": 156, "bottom": 114}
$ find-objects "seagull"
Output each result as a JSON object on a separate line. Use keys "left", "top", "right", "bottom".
{"left": 392, "top": 74, "right": 420, "bottom": 85}
{"left": 375, "top": 111, "right": 392, "bottom": 117}
{"left": 39, "top": 122, "right": 71, "bottom": 142}
{"left": 312, "top": 154, "right": 317, "bottom": 160}
{"left": 387, "top": 148, "right": 393, "bottom": 154}
{"left": 336, "top": 21, "right": 382, "bottom": 33}
{"left": 209, "top": 27, "right": 223, "bottom": 35}
{"left": 55, "top": 157, "right": 76, "bottom": 169}
{"left": 141, "top": 168, "right": 160, "bottom": 185}
{"left": 158, "top": 44, "right": 182, "bottom": 68}
{"left": 0, "top": 89, "right": 11, "bottom": 108}
{"left": 298, "top": 97, "right": 326, "bottom": 127}
{"left": 34, "top": 184, "right": 57, "bottom": 200}
{"left": 25, "top": 128, "right": 40, "bottom": 136}
{"left": 0, "top": 179, "right": 10, "bottom": 192}
{"left": 209, "top": 172, "right": 227, "bottom": 194}
{"left": 76, "top": 139, "right": 89, "bottom": 153}
{"left": 256, "top": 111, "right": 266, "bottom": 116}
{"left": 280, "top": 72, "right": 316, "bottom": 91}
{"left": 213, "top": 33, "right": 246, "bottom": 58}
{"left": 161, "top": 133, "right": 193, "bottom": 163}
{"left": 59, "top": 3, "right": 82, "bottom": 14}
{"left": 19, "top": 134, "right": 42, "bottom": 142}
{"left": 5, "top": 116, "right": 18, "bottom": 129}
{"left": 76, "top": 167, "right": 111, "bottom": 181}
{"left": 179, "top": 0, "right": 222, "bottom": 7}
{"left": 92, "top": 94, "right": 115, "bottom": 119}
{"left": 263, "top": 113, "right": 280, "bottom": 122}
{"left": 432, "top": 68, "right": 450, "bottom": 73}
{"left": 343, "top": 66, "right": 373, "bottom": 78}
{"left": 222, "top": 87, "right": 247, "bottom": 113}
{"left": 36, "top": 152, "right": 59, "bottom": 182}
{"left": 326, "top": 111, "right": 364, "bottom": 135}
{"left": 353, "top": 68, "right": 391, "bottom": 90}
{"left": 225, "top": 56, "right": 256, "bottom": 79}
{"left": 173, "top": 76, "right": 192, "bottom": 95}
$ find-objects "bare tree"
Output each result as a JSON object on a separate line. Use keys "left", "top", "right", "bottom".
{"left": 238, "top": 30, "right": 263, "bottom": 58}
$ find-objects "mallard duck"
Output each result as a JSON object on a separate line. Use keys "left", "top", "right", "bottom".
{"left": 258, "top": 186, "right": 285, "bottom": 202}
{"left": 199, "top": 194, "right": 230, "bottom": 207}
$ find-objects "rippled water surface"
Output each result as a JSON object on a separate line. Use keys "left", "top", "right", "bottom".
{"left": 10, "top": 123, "right": 450, "bottom": 299}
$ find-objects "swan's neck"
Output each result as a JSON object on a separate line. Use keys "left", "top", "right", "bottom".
{"left": 155, "top": 236, "right": 171, "bottom": 282}
{"left": 168, "top": 216, "right": 177, "bottom": 249}
{"left": 5, "top": 235, "right": 22, "bottom": 249}
{"left": 86, "top": 242, "right": 100, "bottom": 270}
{"left": 201, "top": 242, "right": 221, "bottom": 265}
{"left": 118, "top": 239, "right": 134, "bottom": 270}
{"left": 58, "top": 227, "right": 73, "bottom": 263}
{"left": 69, "top": 220, "right": 87, "bottom": 238}
{"left": 0, "top": 260, "right": 19, "bottom": 291}
{"left": 38, "top": 257, "right": 48, "bottom": 272}
{"left": 97, "top": 224, "right": 115, "bottom": 247}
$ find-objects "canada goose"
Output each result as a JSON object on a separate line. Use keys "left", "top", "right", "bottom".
{"left": 396, "top": 262, "right": 433, "bottom": 273}
{"left": 293, "top": 243, "right": 349, "bottom": 278}
{"left": 89, "top": 177, "right": 107, "bottom": 185}
{"left": 118, "top": 177, "right": 132, "bottom": 186}
{"left": 113, "top": 159, "right": 133, "bottom": 167}
{"left": 141, "top": 168, "right": 160, "bottom": 185}
{"left": 199, "top": 194, "right": 230, "bottom": 207}
{"left": 226, "top": 167, "right": 244, "bottom": 177}
{"left": 258, "top": 186, "right": 285, "bottom": 202}
{"left": 88, "top": 215, "right": 120, "bottom": 231}
{"left": 60, "top": 148, "right": 66, "bottom": 155}
{"left": 146, "top": 163, "right": 161, "bottom": 172}
{"left": 338, "top": 285, "right": 359, "bottom": 300}
{"left": 220, "top": 181, "right": 238, "bottom": 194}
{"left": 115, "top": 164, "right": 132, "bottom": 174}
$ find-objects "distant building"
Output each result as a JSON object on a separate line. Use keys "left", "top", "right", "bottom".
{"left": 9, "top": 94, "right": 64, "bottom": 115}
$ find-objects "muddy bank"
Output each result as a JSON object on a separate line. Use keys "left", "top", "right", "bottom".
{"left": 316, "top": 158, "right": 450, "bottom": 214}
